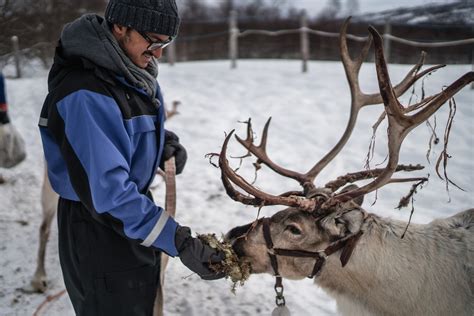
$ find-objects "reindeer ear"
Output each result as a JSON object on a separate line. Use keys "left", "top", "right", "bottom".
{"left": 339, "top": 209, "right": 365, "bottom": 234}
{"left": 321, "top": 208, "right": 365, "bottom": 239}
{"left": 339, "top": 184, "right": 364, "bottom": 206}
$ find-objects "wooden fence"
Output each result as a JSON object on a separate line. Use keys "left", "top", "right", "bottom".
{"left": 4, "top": 10, "right": 474, "bottom": 90}
{"left": 222, "top": 11, "right": 474, "bottom": 82}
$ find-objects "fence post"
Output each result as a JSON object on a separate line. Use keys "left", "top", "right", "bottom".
{"left": 471, "top": 47, "right": 473, "bottom": 89}
{"left": 471, "top": 25, "right": 474, "bottom": 89}
{"left": 167, "top": 40, "right": 176, "bottom": 66}
{"left": 11, "top": 36, "right": 21, "bottom": 78}
{"left": 383, "top": 19, "right": 391, "bottom": 63}
{"left": 471, "top": 48, "right": 474, "bottom": 90}
{"left": 229, "top": 10, "right": 238, "bottom": 69}
{"left": 300, "top": 10, "right": 309, "bottom": 73}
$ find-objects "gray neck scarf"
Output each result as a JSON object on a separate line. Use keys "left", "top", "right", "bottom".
{"left": 60, "top": 14, "right": 158, "bottom": 98}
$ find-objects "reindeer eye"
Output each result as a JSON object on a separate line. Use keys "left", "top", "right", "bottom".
{"left": 286, "top": 225, "right": 302, "bottom": 235}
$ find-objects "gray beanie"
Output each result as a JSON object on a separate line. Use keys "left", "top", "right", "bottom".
{"left": 105, "top": 0, "right": 180, "bottom": 37}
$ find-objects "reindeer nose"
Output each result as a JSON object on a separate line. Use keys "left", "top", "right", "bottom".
{"left": 225, "top": 223, "right": 254, "bottom": 258}
{"left": 231, "top": 239, "right": 247, "bottom": 258}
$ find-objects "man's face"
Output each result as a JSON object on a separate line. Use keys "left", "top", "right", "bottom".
{"left": 113, "top": 24, "right": 170, "bottom": 69}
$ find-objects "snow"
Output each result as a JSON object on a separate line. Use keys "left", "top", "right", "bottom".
{"left": 0, "top": 59, "right": 473, "bottom": 315}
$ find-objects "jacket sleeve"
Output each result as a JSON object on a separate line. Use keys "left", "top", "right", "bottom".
{"left": 47, "top": 88, "right": 179, "bottom": 256}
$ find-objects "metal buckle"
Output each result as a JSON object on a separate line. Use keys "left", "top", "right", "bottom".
{"left": 274, "top": 284, "right": 286, "bottom": 306}
{"left": 318, "top": 250, "right": 327, "bottom": 259}
{"left": 275, "top": 295, "right": 286, "bottom": 307}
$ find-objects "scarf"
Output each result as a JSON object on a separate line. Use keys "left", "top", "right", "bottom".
{"left": 60, "top": 14, "right": 158, "bottom": 98}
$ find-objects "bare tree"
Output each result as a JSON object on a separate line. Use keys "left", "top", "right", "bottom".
{"left": 218, "top": 0, "right": 234, "bottom": 18}
{"left": 346, "top": 0, "right": 359, "bottom": 16}
{"left": 319, "top": 0, "right": 342, "bottom": 21}
{"left": 177, "top": 0, "right": 214, "bottom": 21}
{"left": 0, "top": 0, "right": 106, "bottom": 64}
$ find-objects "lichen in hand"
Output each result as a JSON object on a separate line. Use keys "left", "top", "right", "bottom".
{"left": 198, "top": 233, "right": 251, "bottom": 293}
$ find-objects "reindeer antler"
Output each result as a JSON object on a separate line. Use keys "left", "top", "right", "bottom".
{"left": 228, "top": 18, "right": 444, "bottom": 192}
{"left": 333, "top": 26, "right": 473, "bottom": 203}
{"left": 219, "top": 130, "right": 318, "bottom": 211}
{"left": 309, "top": 18, "right": 444, "bottom": 180}
{"left": 218, "top": 19, "right": 473, "bottom": 213}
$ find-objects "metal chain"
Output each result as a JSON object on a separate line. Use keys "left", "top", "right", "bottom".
{"left": 274, "top": 278, "right": 286, "bottom": 307}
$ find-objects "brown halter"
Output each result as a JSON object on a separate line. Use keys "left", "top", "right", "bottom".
{"left": 261, "top": 217, "right": 363, "bottom": 307}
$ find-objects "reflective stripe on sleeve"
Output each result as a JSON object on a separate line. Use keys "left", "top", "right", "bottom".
{"left": 140, "top": 210, "right": 170, "bottom": 247}
{"left": 38, "top": 117, "right": 48, "bottom": 127}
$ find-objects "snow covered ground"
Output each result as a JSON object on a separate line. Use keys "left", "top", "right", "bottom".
{"left": 0, "top": 59, "right": 472, "bottom": 316}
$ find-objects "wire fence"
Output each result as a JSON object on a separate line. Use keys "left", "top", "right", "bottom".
{"left": 225, "top": 11, "right": 473, "bottom": 73}
{"left": 2, "top": 11, "right": 473, "bottom": 85}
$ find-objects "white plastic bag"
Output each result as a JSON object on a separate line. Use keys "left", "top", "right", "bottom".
{"left": 0, "top": 122, "right": 26, "bottom": 168}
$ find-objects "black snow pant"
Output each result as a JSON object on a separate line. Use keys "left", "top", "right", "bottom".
{"left": 57, "top": 197, "right": 162, "bottom": 316}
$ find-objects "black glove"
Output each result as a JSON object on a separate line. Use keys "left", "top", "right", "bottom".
{"left": 160, "top": 130, "right": 187, "bottom": 175}
{"left": 175, "top": 226, "right": 226, "bottom": 280}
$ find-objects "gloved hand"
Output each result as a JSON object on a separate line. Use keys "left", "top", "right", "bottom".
{"left": 160, "top": 130, "right": 187, "bottom": 175}
{"left": 175, "top": 226, "right": 226, "bottom": 280}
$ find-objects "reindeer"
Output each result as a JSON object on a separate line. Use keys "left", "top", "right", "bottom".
{"left": 30, "top": 164, "right": 58, "bottom": 293}
{"left": 221, "top": 20, "right": 473, "bottom": 316}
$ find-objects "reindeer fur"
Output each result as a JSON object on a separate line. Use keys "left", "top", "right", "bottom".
{"left": 317, "top": 208, "right": 473, "bottom": 316}
{"left": 230, "top": 207, "right": 473, "bottom": 316}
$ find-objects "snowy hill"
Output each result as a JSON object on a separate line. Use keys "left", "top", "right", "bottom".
{"left": 0, "top": 59, "right": 473, "bottom": 315}
{"left": 353, "top": 0, "right": 474, "bottom": 26}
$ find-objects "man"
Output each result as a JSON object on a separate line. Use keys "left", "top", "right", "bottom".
{"left": 38, "top": 1, "right": 224, "bottom": 315}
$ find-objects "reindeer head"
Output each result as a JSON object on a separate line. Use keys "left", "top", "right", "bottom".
{"left": 220, "top": 19, "right": 473, "bottom": 280}
{"left": 227, "top": 196, "right": 366, "bottom": 279}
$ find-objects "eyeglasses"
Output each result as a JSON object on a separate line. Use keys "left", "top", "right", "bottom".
{"left": 137, "top": 31, "right": 173, "bottom": 50}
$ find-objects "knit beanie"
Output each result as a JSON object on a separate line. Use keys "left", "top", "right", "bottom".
{"left": 105, "top": 0, "right": 180, "bottom": 37}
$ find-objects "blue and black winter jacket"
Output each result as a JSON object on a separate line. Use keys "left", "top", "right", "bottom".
{"left": 39, "top": 47, "right": 179, "bottom": 256}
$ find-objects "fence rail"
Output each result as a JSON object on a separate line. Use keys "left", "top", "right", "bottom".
{"left": 224, "top": 11, "right": 474, "bottom": 78}
{"left": 383, "top": 34, "right": 474, "bottom": 47}
{"left": 222, "top": 11, "right": 473, "bottom": 88}
{"left": 3, "top": 11, "right": 473, "bottom": 89}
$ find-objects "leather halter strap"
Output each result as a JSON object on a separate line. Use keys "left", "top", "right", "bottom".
{"left": 262, "top": 217, "right": 363, "bottom": 278}
{"left": 262, "top": 217, "right": 285, "bottom": 306}
{"left": 262, "top": 218, "right": 279, "bottom": 275}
